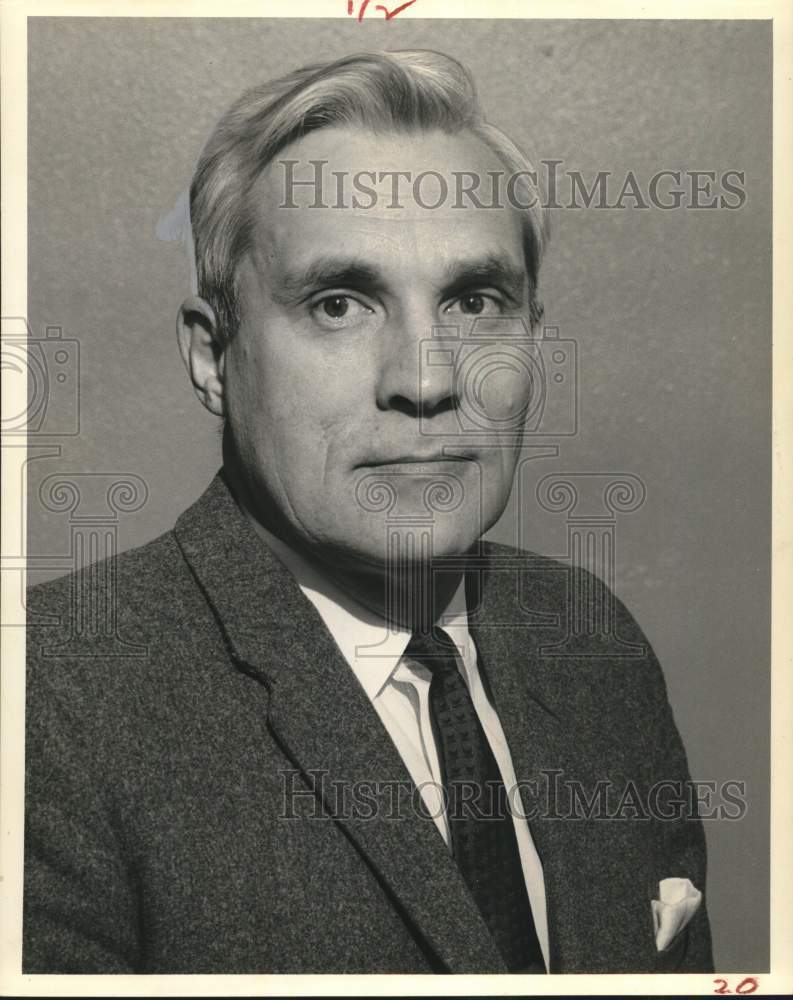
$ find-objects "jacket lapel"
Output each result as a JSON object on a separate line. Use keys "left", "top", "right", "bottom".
{"left": 173, "top": 473, "right": 507, "bottom": 973}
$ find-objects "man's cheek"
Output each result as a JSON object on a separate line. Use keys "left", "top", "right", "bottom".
{"left": 461, "top": 353, "right": 534, "bottom": 431}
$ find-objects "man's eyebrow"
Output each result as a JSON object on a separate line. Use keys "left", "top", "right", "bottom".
{"left": 268, "top": 252, "right": 528, "bottom": 306}
{"left": 442, "top": 254, "right": 527, "bottom": 303}
{"left": 271, "top": 256, "right": 385, "bottom": 305}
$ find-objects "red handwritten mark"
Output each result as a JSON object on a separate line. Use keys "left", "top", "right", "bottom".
{"left": 348, "top": 0, "right": 418, "bottom": 20}
{"left": 375, "top": 0, "right": 418, "bottom": 18}
{"left": 713, "top": 978, "right": 759, "bottom": 995}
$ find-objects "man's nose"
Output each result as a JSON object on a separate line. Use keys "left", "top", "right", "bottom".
{"left": 374, "top": 313, "right": 458, "bottom": 419}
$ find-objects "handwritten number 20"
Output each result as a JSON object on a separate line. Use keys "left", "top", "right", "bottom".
{"left": 713, "top": 978, "right": 759, "bottom": 994}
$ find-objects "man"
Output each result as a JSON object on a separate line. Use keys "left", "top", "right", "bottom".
{"left": 24, "top": 50, "right": 713, "bottom": 974}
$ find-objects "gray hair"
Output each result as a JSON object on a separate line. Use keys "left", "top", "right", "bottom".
{"left": 190, "top": 49, "right": 549, "bottom": 341}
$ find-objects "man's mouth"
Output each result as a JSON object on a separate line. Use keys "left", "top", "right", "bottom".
{"left": 356, "top": 449, "right": 479, "bottom": 468}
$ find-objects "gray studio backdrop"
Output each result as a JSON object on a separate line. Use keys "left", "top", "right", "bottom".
{"left": 26, "top": 18, "right": 771, "bottom": 971}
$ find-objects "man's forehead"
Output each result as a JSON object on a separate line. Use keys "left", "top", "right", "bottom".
{"left": 247, "top": 124, "right": 526, "bottom": 276}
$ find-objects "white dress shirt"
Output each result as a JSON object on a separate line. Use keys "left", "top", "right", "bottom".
{"left": 249, "top": 517, "right": 550, "bottom": 968}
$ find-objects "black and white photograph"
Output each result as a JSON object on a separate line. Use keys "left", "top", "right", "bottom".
{"left": 1, "top": 2, "right": 790, "bottom": 994}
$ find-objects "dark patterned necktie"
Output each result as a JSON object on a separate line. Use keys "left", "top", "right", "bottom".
{"left": 404, "top": 627, "right": 546, "bottom": 974}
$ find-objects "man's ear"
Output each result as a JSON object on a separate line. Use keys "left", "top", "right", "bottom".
{"left": 177, "top": 296, "right": 226, "bottom": 417}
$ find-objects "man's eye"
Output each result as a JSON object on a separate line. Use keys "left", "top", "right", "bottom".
{"left": 311, "top": 294, "right": 372, "bottom": 327}
{"left": 323, "top": 296, "right": 351, "bottom": 319}
{"left": 446, "top": 293, "right": 501, "bottom": 316}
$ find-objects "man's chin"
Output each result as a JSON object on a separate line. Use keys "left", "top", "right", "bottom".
{"left": 324, "top": 520, "right": 484, "bottom": 571}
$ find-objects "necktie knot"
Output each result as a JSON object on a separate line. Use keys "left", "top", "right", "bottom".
{"left": 404, "top": 627, "right": 460, "bottom": 676}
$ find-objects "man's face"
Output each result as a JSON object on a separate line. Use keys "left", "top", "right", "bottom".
{"left": 223, "top": 126, "right": 534, "bottom": 568}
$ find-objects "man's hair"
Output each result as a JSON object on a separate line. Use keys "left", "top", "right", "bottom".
{"left": 190, "top": 49, "right": 549, "bottom": 342}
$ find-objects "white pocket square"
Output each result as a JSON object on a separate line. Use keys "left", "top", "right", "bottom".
{"left": 652, "top": 877, "right": 702, "bottom": 952}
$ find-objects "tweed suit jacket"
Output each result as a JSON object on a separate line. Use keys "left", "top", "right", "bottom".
{"left": 24, "top": 471, "right": 714, "bottom": 974}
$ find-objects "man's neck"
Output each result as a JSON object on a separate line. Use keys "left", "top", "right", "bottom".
{"left": 222, "top": 463, "right": 464, "bottom": 633}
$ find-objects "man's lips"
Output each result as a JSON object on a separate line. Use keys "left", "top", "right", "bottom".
{"left": 355, "top": 451, "right": 479, "bottom": 468}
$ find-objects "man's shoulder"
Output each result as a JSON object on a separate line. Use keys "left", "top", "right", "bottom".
{"left": 24, "top": 521, "right": 223, "bottom": 700}
{"left": 27, "top": 527, "right": 189, "bottom": 628}
{"left": 477, "top": 538, "right": 602, "bottom": 605}
{"left": 480, "top": 538, "right": 637, "bottom": 608}
{"left": 24, "top": 516, "right": 234, "bottom": 736}
{"left": 477, "top": 537, "right": 661, "bottom": 668}
{"left": 479, "top": 541, "right": 676, "bottom": 736}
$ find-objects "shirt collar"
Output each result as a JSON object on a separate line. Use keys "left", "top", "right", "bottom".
{"left": 243, "top": 510, "right": 471, "bottom": 700}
